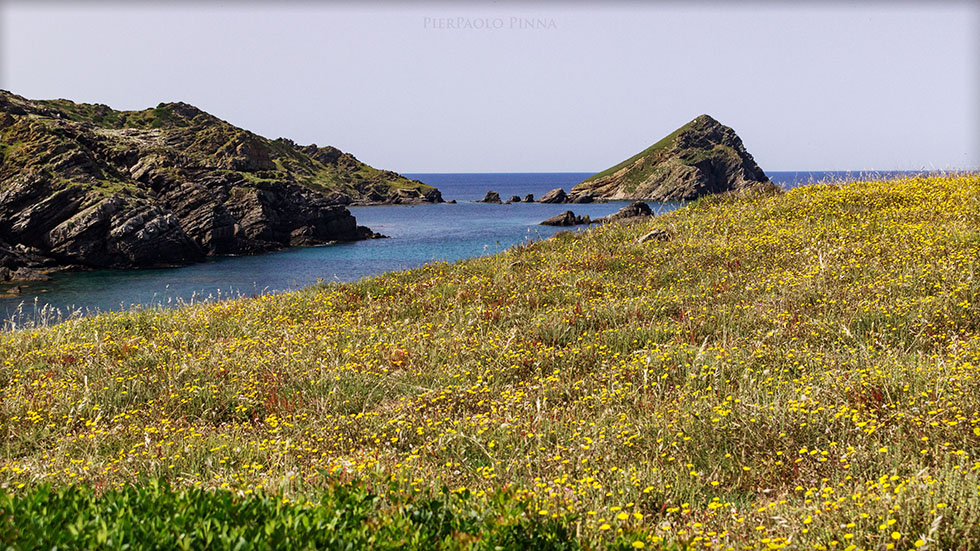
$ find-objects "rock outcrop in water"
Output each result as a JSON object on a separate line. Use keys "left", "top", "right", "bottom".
{"left": 570, "top": 115, "right": 769, "bottom": 201}
{"left": 0, "top": 90, "right": 440, "bottom": 280}
{"left": 540, "top": 211, "right": 592, "bottom": 226}
{"left": 540, "top": 201, "right": 655, "bottom": 229}
{"left": 595, "top": 201, "right": 654, "bottom": 224}
{"left": 478, "top": 191, "right": 502, "bottom": 204}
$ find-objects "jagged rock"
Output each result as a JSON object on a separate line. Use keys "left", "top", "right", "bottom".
{"left": 540, "top": 211, "right": 592, "bottom": 226}
{"left": 346, "top": 186, "right": 445, "bottom": 206}
{"left": 572, "top": 114, "right": 770, "bottom": 201}
{"left": 524, "top": 193, "right": 534, "bottom": 202}
{"left": 539, "top": 188, "right": 567, "bottom": 203}
{"left": 323, "top": 192, "right": 352, "bottom": 205}
{"left": 0, "top": 90, "right": 428, "bottom": 274}
{"left": 478, "top": 191, "right": 502, "bottom": 204}
{"left": 44, "top": 192, "right": 201, "bottom": 267}
{"left": 156, "top": 180, "right": 240, "bottom": 254}
{"left": 422, "top": 188, "right": 444, "bottom": 203}
{"left": 507, "top": 195, "right": 522, "bottom": 203}
{"left": 224, "top": 183, "right": 372, "bottom": 252}
{"left": 11, "top": 267, "right": 49, "bottom": 281}
{"left": 568, "top": 193, "right": 594, "bottom": 204}
{"left": 0, "top": 238, "right": 55, "bottom": 281}
{"left": 596, "top": 201, "right": 654, "bottom": 224}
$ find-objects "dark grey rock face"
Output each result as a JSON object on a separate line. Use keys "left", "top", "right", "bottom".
{"left": 478, "top": 191, "right": 502, "bottom": 204}
{"left": 539, "top": 188, "right": 568, "bottom": 204}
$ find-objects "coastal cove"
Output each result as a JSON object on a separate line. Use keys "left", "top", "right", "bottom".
{"left": 0, "top": 171, "right": 919, "bottom": 324}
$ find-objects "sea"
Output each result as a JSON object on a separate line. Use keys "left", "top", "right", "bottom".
{"left": 0, "top": 171, "right": 919, "bottom": 325}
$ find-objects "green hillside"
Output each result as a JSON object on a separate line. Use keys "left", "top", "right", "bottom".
{"left": 1, "top": 174, "right": 978, "bottom": 549}
{"left": 2, "top": 91, "right": 439, "bottom": 204}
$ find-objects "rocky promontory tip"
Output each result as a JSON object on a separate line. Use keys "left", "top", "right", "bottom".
{"left": 571, "top": 114, "right": 770, "bottom": 201}
{"left": 0, "top": 90, "right": 440, "bottom": 281}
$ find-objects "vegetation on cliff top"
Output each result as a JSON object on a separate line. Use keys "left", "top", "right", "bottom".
{"left": 582, "top": 120, "right": 695, "bottom": 184}
{"left": 1, "top": 92, "right": 438, "bottom": 203}
{"left": 1, "top": 174, "right": 979, "bottom": 549}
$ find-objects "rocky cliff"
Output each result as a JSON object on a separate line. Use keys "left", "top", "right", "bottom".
{"left": 0, "top": 91, "right": 440, "bottom": 280}
{"left": 570, "top": 115, "right": 769, "bottom": 201}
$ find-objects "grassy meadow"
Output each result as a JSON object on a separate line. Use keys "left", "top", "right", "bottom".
{"left": 1, "top": 174, "right": 979, "bottom": 549}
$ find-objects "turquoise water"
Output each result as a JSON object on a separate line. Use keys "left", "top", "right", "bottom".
{"left": 0, "top": 171, "right": 920, "bottom": 324}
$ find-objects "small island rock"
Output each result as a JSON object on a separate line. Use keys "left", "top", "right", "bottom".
{"left": 540, "top": 211, "right": 592, "bottom": 226}
{"left": 479, "top": 191, "right": 503, "bottom": 204}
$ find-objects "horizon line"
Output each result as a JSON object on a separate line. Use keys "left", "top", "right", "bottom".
{"left": 400, "top": 168, "right": 973, "bottom": 175}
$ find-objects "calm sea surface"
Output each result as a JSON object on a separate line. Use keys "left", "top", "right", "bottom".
{"left": 0, "top": 171, "right": 919, "bottom": 324}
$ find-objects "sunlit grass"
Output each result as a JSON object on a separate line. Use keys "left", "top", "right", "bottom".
{"left": 1, "top": 173, "right": 978, "bottom": 549}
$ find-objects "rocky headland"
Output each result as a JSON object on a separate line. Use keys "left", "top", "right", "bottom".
{"left": 570, "top": 114, "right": 770, "bottom": 201}
{"left": 0, "top": 90, "right": 441, "bottom": 281}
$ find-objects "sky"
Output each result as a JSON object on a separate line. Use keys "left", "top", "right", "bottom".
{"left": 1, "top": 1, "right": 977, "bottom": 173}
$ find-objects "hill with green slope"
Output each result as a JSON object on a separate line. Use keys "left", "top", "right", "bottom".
{"left": 571, "top": 115, "right": 770, "bottom": 201}
{"left": 0, "top": 91, "right": 440, "bottom": 280}
{"left": 1, "top": 174, "right": 979, "bottom": 549}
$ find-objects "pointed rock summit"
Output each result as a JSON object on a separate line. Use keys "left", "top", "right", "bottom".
{"left": 571, "top": 115, "right": 770, "bottom": 201}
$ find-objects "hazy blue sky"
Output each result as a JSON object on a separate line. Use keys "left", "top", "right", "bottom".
{"left": 2, "top": 1, "right": 977, "bottom": 173}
